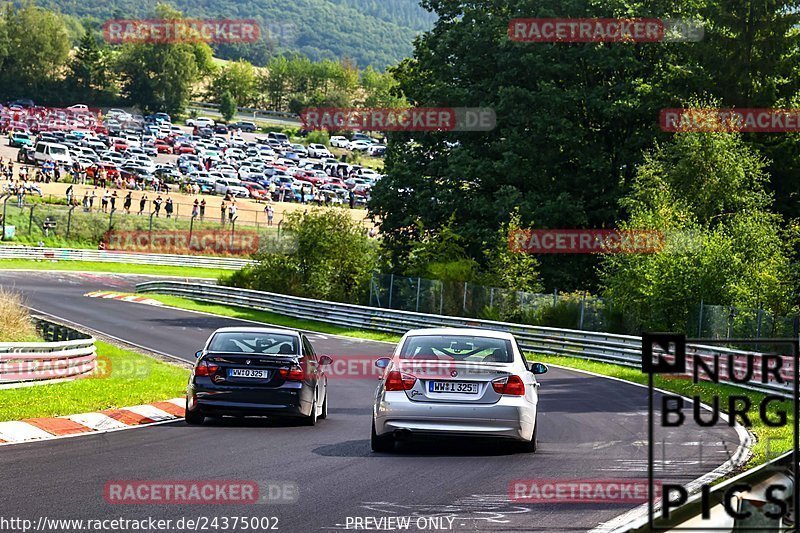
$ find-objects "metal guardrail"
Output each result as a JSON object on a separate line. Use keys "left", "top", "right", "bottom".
{"left": 0, "top": 317, "right": 96, "bottom": 384}
{"left": 189, "top": 101, "right": 301, "bottom": 123}
{"left": 135, "top": 281, "right": 794, "bottom": 397}
{"left": 0, "top": 246, "right": 254, "bottom": 270}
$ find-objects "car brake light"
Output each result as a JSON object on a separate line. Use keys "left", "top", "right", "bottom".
{"left": 384, "top": 370, "right": 416, "bottom": 391}
{"left": 278, "top": 365, "right": 305, "bottom": 381}
{"left": 492, "top": 375, "right": 525, "bottom": 396}
{"left": 194, "top": 360, "right": 219, "bottom": 376}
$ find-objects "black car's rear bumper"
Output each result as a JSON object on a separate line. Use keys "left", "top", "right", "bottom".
{"left": 188, "top": 379, "right": 311, "bottom": 418}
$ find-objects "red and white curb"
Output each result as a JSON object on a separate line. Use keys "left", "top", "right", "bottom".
{"left": 0, "top": 397, "right": 185, "bottom": 445}
{"left": 85, "top": 290, "right": 163, "bottom": 306}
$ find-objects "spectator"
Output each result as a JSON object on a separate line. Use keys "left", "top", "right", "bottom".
{"left": 153, "top": 195, "right": 163, "bottom": 217}
{"left": 265, "top": 204, "right": 274, "bottom": 226}
{"left": 199, "top": 199, "right": 206, "bottom": 221}
{"left": 82, "top": 192, "right": 89, "bottom": 211}
{"left": 349, "top": 190, "right": 355, "bottom": 209}
{"left": 65, "top": 184, "right": 73, "bottom": 205}
{"left": 165, "top": 197, "right": 173, "bottom": 218}
{"left": 192, "top": 199, "right": 199, "bottom": 219}
{"left": 220, "top": 201, "right": 227, "bottom": 224}
{"left": 101, "top": 190, "right": 110, "bottom": 213}
{"left": 138, "top": 194, "right": 148, "bottom": 215}
{"left": 123, "top": 191, "right": 132, "bottom": 214}
{"left": 228, "top": 202, "right": 237, "bottom": 224}
{"left": 110, "top": 191, "right": 118, "bottom": 212}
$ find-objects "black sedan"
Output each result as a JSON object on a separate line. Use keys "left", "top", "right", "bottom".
{"left": 186, "top": 327, "right": 332, "bottom": 425}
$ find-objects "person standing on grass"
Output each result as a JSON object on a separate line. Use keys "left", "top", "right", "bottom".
{"left": 16, "top": 185, "right": 24, "bottom": 208}
{"left": 89, "top": 190, "right": 96, "bottom": 210}
{"left": 101, "top": 190, "right": 110, "bottom": 213}
{"left": 110, "top": 191, "right": 118, "bottom": 212}
{"left": 199, "top": 199, "right": 206, "bottom": 221}
{"left": 123, "top": 191, "right": 132, "bottom": 214}
{"left": 65, "top": 184, "right": 73, "bottom": 205}
{"left": 82, "top": 192, "right": 89, "bottom": 211}
{"left": 153, "top": 195, "right": 163, "bottom": 217}
{"left": 220, "top": 201, "right": 227, "bottom": 225}
{"left": 192, "top": 199, "right": 199, "bottom": 219}
{"left": 165, "top": 197, "right": 173, "bottom": 218}
{"left": 138, "top": 194, "right": 147, "bottom": 215}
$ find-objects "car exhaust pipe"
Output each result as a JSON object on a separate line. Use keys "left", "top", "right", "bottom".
{"left": 393, "top": 429, "right": 411, "bottom": 440}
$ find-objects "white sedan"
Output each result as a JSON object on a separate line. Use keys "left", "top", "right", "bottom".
{"left": 371, "top": 328, "right": 547, "bottom": 453}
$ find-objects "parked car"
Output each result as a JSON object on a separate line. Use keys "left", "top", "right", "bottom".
{"left": 187, "top": 116, "right": 215, "bottom": 128}
{"left": 214, "top": 177, "right": 250, "bottom": 198}
{"left": 8, "top": 131, "right": 34, "bottom": 148}
{"left": 307, "top": 143, "right": 333, "bottom": 158}
{"left": 330, "top": 135, "right": 349, "bottom": 148}
{"left": 230, "top": 121, "right": 257, "bottom": 132}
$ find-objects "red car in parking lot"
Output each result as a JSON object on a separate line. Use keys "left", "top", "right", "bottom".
{"left": 154, "top": 139, "right": 172, "bottom": 154}
{"left": 174, "top": 144, "right": 197, "bottom": 155}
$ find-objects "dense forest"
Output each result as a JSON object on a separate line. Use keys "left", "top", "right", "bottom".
{"left": 39, "top": 0, "right": 435, "bottom": 68}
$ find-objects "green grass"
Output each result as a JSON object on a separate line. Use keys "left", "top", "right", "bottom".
{"left": 0, "top": 259, "right": 228, "bottom": 279}
{"left": 530, "top": 354, "right": 791, "bottom": 469}
{"left": 141, "top": 292, "right": 401, "bottom": 343}
{"left": 0, "top": 341, "right": 189, "bottom": 421}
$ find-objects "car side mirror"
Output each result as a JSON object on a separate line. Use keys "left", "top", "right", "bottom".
{"left": 375, "top": 357, "right": 391, "bottom": 369}
{"left": 194, "top": 350, "right": 203, "bottom": 358}
{"left": 530, "top": 362, "right": 548, "bottom": 375}
{"left": 319, "top": 355, "right": 333, "bottom": 366}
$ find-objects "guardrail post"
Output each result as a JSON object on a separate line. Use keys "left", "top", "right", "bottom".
{"left": 698, "top": 299, "right": 704, "bottom": 336}
{"left": 66, "top": 205, "right": 77, "bottom": 238}
{"left": 579, "top": 291, "right": 587, "bottom": 329}
{"left": 149, "top": 212, "right": 155, "bottom": 251}
{"left": 28, "top": 203, "right": 36, "bottom": 234}
{"left": 0, "top": 194, "right": 8, "bottom": 241}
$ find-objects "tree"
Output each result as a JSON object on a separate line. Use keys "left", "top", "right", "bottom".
{"left": 207, "top": 60, "right": 257, "bottom": 108}
{"left": 115, "top": 6, "right": 213, "bottom": 115}
{"left": 67, "top": 29, "right": 111, "bottom": 99}
{"left": 0, "top": 4, "right": 71, "bottom": 98}
{"left": 224, "top": 209, "right": 377, "bottom": 303}
{"left": 600, "top": 116, "right": 796, "bottom": 332}
{"left": 219, "top": 90, "right": 237, "bottom": 122}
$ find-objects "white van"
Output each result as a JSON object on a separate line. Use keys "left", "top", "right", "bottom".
{"left": 34, "top": 142, "right": 72, "bottom": 166}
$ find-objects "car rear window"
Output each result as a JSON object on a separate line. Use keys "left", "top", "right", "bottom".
{"left": 398, "top": 335, "right": 514, "bottom": 363}
{"left": 208, "top": 332, "right": 299, "bottom": 355}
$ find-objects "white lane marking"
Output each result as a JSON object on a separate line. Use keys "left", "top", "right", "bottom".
{"left": 0, "top": 421, "right": 54, "bottom": 442}
{"left": 66, "top": 412, "right": 129, "bottom": 431}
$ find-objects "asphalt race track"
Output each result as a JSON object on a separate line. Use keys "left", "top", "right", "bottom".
{"left": 0, "top": 271, "right": 743, "bottom": 532}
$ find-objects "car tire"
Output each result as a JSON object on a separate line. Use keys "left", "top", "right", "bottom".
{"left": 301, "top": 395, "right": 318, "bottom": 426}
{"left": 371, "top": 420, "right": 394, "bottom": 452}
{"left": 519, "top": 417, "right": 538, "bottom": 453}
{"left": 185, "top": 404, "right": 205, "bottom": 426}
{"left": 319, "top": 392, "right": 328, "bottom": 420}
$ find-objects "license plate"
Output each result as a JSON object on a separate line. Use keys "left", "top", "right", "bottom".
{"left": 429, "top": 381, "right": 479, "bottom": 394}
{"left": 229, "top": 368, "right": 270, "bottom": 379}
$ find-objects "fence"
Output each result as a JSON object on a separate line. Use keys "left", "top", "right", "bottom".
{"left": 136, "top": 280, "right": 797, "bottom": 397}
{"left": 0, "top": 245, "right": 254, "bottom": 270}
{"left": 0, "top": 317, "right": 96, "bottom": 384}
{"left": 369, "top": 273, "right": 800, "bottom": 341}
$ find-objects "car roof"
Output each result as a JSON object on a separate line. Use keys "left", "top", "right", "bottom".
{"left": 403, "top": 327, "right": 514, "bottom": 340}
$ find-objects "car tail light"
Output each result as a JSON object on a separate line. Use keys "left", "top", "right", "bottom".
{"left": 278, "top": 365, "right": 305, "bottom": 381}
{"left": 384, "top": 370, "right": 416, "bottom": 391}
{"left": 194, "top": 360, "right": 219, "bottom": 376}
{"left": 492, "top": 375, "right": 525, "bottom": 396}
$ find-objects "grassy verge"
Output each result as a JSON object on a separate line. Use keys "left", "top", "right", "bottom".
{"left": 531, "top": 354, "right": 791, "bottom": 468}
{"left": 0, "top": 288, "right": 41, "bottom": 342}
{"left": 0, "top": 259, "right": 228, "bottom": 279}
{"left": 139, "top": 292, "right": 401, "bottom": 343}
{"left": 0, "top": 341, "right": 189, "bottom": 421}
